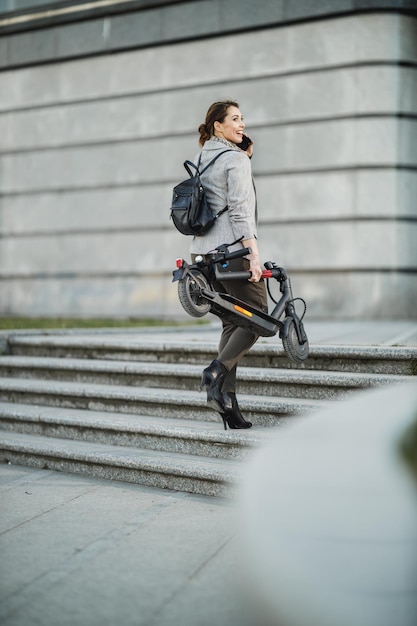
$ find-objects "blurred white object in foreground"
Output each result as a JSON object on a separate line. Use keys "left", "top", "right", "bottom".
{"left": 240, "top": 382, "right": 417, "bottom": 626}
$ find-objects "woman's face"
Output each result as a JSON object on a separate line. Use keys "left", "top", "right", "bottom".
{"left": 214, "top": 106, "right": 245, "bottom": 144}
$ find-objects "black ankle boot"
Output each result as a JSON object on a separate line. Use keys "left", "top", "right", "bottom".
{"left": 220, "top": 392, "right": 252, "bottom": 430}
{"left": 200, "top": 360, "right": 228, "bottom": 412}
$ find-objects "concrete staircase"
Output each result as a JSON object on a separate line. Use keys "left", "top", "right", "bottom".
{"left": 0, "top": 331, "right": 415, "bottom": 496}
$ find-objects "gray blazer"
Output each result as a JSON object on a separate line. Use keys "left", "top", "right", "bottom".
{"left": 189, "top": 138, "right": 257, "bottom": 255}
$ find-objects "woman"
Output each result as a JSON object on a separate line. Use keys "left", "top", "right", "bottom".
{"left": 191, "top": 100, "right": 268, "bottom": 430}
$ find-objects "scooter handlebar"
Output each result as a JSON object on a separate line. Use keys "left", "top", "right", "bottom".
{"left": 221, "top": 247, "right": 252, "bottom": 262}
{"left": 214, "top": 268, "right": 280, "bottom": 281}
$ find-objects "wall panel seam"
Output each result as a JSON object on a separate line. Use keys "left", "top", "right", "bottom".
{"left": 1, "top": 60, "right": 416, "bottom": 113}
{"left": 1, "top": 216, "right": 416, "bottom": 239}
{"left": 0, "top": 226, "right": 167, "bottom": 237}
{"left": 1, "top": 114, "right": 416, "bottom": 156}
{"left": 1, "top": 165, "right": 416, "bottom": 197}
{"left": 1, "top": 268, "right": 416, "bottom": 280}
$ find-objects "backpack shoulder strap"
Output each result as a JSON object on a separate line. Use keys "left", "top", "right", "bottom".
{"left": 200, "top": 149, "right": 233, "bottom": 175}
{"left": 183, "top": 149, "right": 234, "bottom": 178}
{"left": 214, "top": 205, "right": 229, "bottom": 219}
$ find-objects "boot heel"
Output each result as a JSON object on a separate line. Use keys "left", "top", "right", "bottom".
{"left": 221, "top": 392, "right": 252, "bottom": 429}
{"left": 220, "top": 414, "right": 228, "bottom": 431}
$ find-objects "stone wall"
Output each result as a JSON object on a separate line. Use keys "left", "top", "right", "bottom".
{"left": 0, "top": 0, "right": 416, "bottom": 319}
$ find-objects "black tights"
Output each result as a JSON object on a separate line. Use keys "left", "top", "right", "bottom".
{"left": 211, "top": 257, "right": 268, "bottom": 393}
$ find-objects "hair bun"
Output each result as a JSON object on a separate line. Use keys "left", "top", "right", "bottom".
{"left": 198, "top": 122, "right": 210, "bottom": 146}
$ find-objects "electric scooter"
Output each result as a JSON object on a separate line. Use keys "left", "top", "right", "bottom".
{"left": 172, "top": 242, "right": 309, "bottom": 364}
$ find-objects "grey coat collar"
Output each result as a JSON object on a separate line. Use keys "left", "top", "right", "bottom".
{"left": 203, "top": 137, "right": 241, "bottom": 152}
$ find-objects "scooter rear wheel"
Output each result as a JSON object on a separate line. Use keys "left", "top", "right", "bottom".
{"left": 178, "top": 270, "right": 211, "bottom": 318}
{"left": 282, "top": 318, "right": 309, "bottom": 363}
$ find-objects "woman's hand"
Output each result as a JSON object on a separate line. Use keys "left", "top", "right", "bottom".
{"left": 245, "top": 141, "right": 254, "bottom": 159}
{"left": 248, "top": 258, "right": 262, "bottom": 282}
{"left": 243, "top": 238, "right": 262, "bottom": 282}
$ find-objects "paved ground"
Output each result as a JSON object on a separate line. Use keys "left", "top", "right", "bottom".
{"left": 0, "top": 464, "right": 253, "bottom": 626}
{"left": 1, "top": 320, "right": 416, "bottom": 626}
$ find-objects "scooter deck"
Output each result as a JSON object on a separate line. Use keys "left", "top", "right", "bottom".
{"left": 202, "top": 290, "right": 280, "bottom": 337}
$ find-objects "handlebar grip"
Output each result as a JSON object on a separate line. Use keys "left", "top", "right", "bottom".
{"left": 216, "top": 271, "right": 252, "bottom": 281}
{"left": 222, "top": 247, "right": 252, "bottom": 262}
{"left": 220, "top": 270, "right": 277, "bottom": 281}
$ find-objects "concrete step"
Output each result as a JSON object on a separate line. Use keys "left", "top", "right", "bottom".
{"left": 0, "top": 430, "right": 241, "bottom": 497}
{"left": 0, "top": 356, "right": 411, "bottom": 400}
{"left": 6, "top": 335, "right": 417, "bottom": 375}
{"left": 1, "top": 329, "right": 414, "bottom": 497}
{"left": 0, "top": 377, "right": 322, "bottom": 426}
{"left": 0, "top": 402, "right": 274, "bottom": 460}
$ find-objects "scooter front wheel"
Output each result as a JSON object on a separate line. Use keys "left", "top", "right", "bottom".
{"left": 282, "top": 318, "right": 309, "bottom": 363}
{"left": 178, "top": 270, "right": 211, "bottom": 318}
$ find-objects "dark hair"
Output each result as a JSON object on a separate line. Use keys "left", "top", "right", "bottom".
{"left": 198, "top": 100, "right": 239, "bottom": 146}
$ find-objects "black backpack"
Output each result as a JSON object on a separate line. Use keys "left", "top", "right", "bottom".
{"left": 170, "top": 150, "right": 232, "bottom": 236}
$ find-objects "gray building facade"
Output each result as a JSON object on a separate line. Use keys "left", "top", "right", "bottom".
{"left": 0, "top": 0, "right": 416, "bottom": 319}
